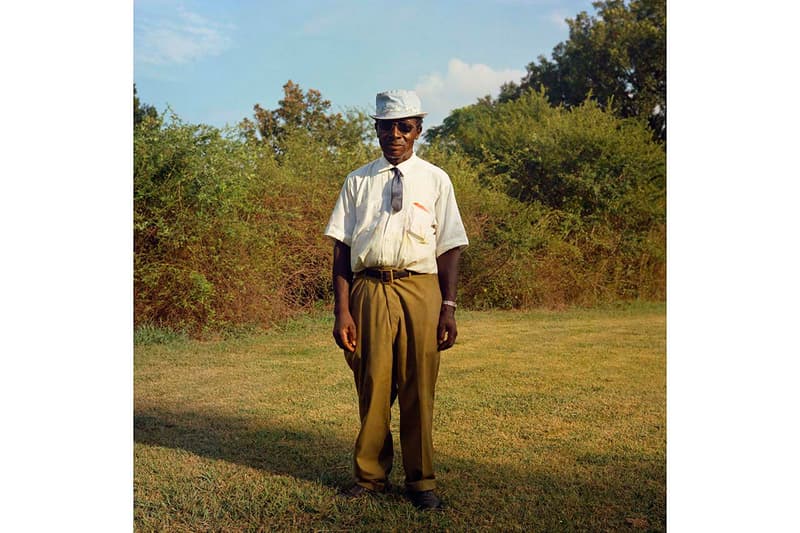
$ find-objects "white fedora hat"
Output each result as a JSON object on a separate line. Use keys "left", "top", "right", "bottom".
{"left": 369, "top": 89, "right": 428, "bottom": 120}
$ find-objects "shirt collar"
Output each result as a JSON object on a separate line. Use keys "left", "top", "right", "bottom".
{"left": 376, "top": 153, "right": 418, "bottom": 174}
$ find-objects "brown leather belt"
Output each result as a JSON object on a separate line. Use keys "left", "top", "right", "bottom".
{"left": 359, "top": 268, "right": 422, "bottom": 283}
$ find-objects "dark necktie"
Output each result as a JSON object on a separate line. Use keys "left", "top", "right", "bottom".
{"left": 391, "top": 167, "right": 403, "bottom": 213}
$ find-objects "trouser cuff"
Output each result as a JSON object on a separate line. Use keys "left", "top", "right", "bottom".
{"left": 405, "top": 479, "right": 436, "bottom": 492}
{"left": 357, "top": 479, "right": 390, "bottom": 492}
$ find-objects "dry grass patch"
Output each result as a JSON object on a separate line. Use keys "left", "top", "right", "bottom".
{"left": 135, "top": 303, "right": 665, "bottom": 531}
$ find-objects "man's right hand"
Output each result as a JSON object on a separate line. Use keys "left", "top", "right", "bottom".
{"left": 333, "top": 311, "right": 357, "bottom": 352}
{"left": 331, "top": 241, "right": 356, "bottom": 352}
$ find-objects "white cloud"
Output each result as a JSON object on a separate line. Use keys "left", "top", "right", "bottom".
{"left": 414, "top": 59, "right": 525, "bottom": 128}
{"left": 136, "top": 7, "right": 233, "bottom": 65}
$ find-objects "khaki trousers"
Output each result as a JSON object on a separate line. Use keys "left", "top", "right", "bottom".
{"left": 345, "top": 273, "right": 442, "bottom": 492}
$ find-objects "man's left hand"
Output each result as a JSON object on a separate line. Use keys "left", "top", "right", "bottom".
{"left": 437, "top": 306, "right": 457, "bottom": 351}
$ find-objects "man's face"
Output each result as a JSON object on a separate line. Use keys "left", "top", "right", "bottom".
{"left": 375, "top": 118, "right": 421, "bottom": 165}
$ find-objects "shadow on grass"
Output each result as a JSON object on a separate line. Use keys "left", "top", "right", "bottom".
{"left": 134, "top": 408, "right": 354, "bottom": 490}
{"left": 134, "top": 408, "right": 665, "bottom": 530}
{"left": 438, "top": 454, "right": 665, "bottom": 531}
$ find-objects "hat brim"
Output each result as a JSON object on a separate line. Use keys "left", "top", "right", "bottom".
{"left": 370, "top": 111, "right": 428, "bottom": 120}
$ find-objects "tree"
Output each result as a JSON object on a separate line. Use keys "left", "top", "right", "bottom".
{"left": 134, "top": 84, "right": 158, "bottom": 127}
{"left": 426, "top": 90, "right": 665, "bottom": 230}
{"left": 238, "top": 80, "right": 370, "bottom": 156}
{"left": 507, "top": 0, "right": 666, "bottom": 141}
{"left": 425, "top": 89, "right": 666, "bottom": 304}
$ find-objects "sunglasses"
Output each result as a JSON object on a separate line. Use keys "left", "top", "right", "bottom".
{"left": 376, "top": 120, "right": 418, "bottom": 134}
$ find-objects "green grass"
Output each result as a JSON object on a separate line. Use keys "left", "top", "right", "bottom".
{"left": 134, "top": 323, "right": 189, "bottom": 345}
{"left": 134, "top": 302, "right": 665, "bottom": 532}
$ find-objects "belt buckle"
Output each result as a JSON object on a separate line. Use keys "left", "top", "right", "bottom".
{"left": 379, "top": 268, "right": 394, "bottom": 283}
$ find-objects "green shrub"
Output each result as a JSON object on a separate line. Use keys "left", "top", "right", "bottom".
{"left": 134, "top": 87, "right": 665, "bottom": 335}
{"left": 134, "top": 111, "right": 380, "bottom": 335}
{"left": 134, "top": 113, "right": 288, "bottom": 334}
{"left": 429, "top": 90, "right": 664, "bottom": 225}
{"left": 424, "top": 90, "right": 665, "bottom": 306}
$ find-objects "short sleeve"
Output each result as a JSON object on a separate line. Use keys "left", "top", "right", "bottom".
{"left": 434, "top": 175, "right": 469, "bottom": 257}
{"left": 324, "top": 176, "right": 356, "bottom": 245}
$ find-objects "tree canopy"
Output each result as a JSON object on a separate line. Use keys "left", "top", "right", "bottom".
{"left": 238, "top": 80, "right": 372, "bottom": 157}
{"left": 426, "top": 90, "right": 664, "bottom": 230}
{"left": 134, "top": 84, "right": 158, "bottom": 127}
{"left": 499, "top": 0, "right": 666, "bottom": 141}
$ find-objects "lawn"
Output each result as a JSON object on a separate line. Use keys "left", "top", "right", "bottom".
{"left": 134, "top": 303, "right": 665, "bottom": 532}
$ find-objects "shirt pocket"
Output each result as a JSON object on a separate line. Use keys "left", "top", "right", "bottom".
{"left": 406, "top": 202, "right": 435, "bottom": 244}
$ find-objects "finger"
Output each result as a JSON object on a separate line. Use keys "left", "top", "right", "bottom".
{"left": 333, "top": 328, "right": 351, "bottom": 352}
{"left": 345, "top": 327, "right": 357, "bottom": 351}
{"left": 438, "top": 332, "right": 449, "bottom": 351}
{"left": 440, "top": 326, "right": 457, "bottom": 351}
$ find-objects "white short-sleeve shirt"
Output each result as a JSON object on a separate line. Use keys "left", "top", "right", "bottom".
{"left": 324, "top": 153, "right": 469, "bottom": 274}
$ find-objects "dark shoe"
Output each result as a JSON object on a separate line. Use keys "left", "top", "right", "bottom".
{"left": 406, "top": 489, "right": 445, "bottom": 511}
{"left": 339, "top": 484, "right": 375, "bottom": 499}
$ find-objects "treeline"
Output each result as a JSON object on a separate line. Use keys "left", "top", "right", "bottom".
{"left": 134, "top": 0, "right": 665, "bottom": 336}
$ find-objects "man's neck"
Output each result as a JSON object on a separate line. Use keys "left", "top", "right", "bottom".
{"left": 383, "top": 152, "right": 414, "bottom": 166}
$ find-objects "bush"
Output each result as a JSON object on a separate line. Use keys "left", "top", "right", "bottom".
{"left": 134, "top": 87, "right": 665, "bottom": 335}
{"left": 135, "top": 114, "right": 286, "bottom": 334}
{"left": 134, "top": 111, "right": 379, "bottom": 335}
{"left": 424, "top": 90, "right": 666, "bottom": 306}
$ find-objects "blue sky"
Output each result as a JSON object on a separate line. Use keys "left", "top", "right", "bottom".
{"left": 134, "top": 0, "right": 594, "bottom": 130}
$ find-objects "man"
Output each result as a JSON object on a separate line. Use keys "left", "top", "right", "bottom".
{"left": 324, "top": 90, "right": 469, "bottom": 511}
